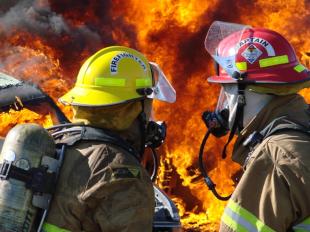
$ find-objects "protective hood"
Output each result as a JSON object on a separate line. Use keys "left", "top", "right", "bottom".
{"left": 72, "top": 101, "right": 143, "bottom": 131}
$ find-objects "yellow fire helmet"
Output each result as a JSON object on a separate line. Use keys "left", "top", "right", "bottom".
{"left": 59, "top": 46, "right": 176, "bottom": 106}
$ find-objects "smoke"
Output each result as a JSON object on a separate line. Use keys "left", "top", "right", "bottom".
{"left": 0, "top": 0, "right": 103, "bottom": 43}
{"left": 0, "top": 0, "right": 69, "bottom": 36}
{"left": 0, "top": 0, "right": 140, "bottom": 88}
{"left": 0, "top": 0, "right": 104, "bottom": 90}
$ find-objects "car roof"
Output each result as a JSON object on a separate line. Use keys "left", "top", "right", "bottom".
{"left": 0, "top": 72, "right": 46, "bottom": 109}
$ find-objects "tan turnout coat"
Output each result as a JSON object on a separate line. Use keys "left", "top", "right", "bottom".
{"left": 220, "top": 94, "right": 310, "bottom": 232}
{"left": 43, "top": 128, "right": 154, "bottom": 232}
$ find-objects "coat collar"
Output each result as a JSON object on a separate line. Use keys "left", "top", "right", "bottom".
{"left": 232, "top": 94, "right": 310, "bottom": 165}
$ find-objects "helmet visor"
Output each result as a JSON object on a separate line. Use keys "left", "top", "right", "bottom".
{"left": 148, "top": 62, "right": 176, "bottom": 103}
{"left": 205, "top": 21, "right": 251, "bottom": 76}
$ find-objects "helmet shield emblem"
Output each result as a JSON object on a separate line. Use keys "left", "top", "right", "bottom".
{"left": 241, "top": 44, "right": 262, "bottom": 64}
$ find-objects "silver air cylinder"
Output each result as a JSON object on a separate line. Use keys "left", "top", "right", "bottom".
{"left": 0, "top": 123, "right": 56, "bottom": 232}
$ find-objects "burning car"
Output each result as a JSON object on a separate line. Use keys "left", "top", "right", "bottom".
{"left": 0, "top": 72, "right": 181, "bottom": 231}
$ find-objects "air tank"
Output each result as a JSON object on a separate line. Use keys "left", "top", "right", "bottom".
{"left": 0, "top": 123, "right": 56, "bottom": 232}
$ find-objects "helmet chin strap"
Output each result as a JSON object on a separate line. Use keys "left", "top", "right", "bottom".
{"left": 222, "top": 73, "right": 246, "bottom": 159}
{"left": 138, "top": 100, "right": 147, "bottom": 158}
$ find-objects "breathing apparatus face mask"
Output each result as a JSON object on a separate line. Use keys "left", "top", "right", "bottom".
{"left": 136, "top": 62, "right": 175, "bottom": 181}
{"left": 139, "top": 99, "right": 167, "bottom": 149}
{"left": 136, "top": 62, "right": 175, "bottom": 150}
{"left": 199, "top": 81, "right": 245, "bottom": 202}
{"left": 141, "top": 106, "right": 167, "bottom": 182}
{"left": 199, "top": 21, "right": 252, "bottom": 201}
{"left": 202, "top": 84, "right": 239, "bottom": 137}
{"left": 216, "top": 84, "right": 239, "bottom": 130}
{"left": 145, "top": 121, "right": 166, "bottom": 148}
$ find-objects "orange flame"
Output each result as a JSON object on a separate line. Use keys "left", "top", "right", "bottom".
{"left": 0, "top": 108, "right": 53, "bottom": 137}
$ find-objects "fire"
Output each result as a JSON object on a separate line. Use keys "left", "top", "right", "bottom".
{"left": 0, "top": 108, "right": 53, "bottom": 137}
{"left": 0, "top": 1, "right": 309, "bottom": 231}
{"left": 0, "top": 33, "right": 68, "bottom": 100}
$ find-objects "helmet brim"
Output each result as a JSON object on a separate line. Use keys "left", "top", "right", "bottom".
{"left": 208, "top": 65, "right": 310, "bottom": 84}
{"left": 59, "top": 86, "right": 144, "bottom": 107}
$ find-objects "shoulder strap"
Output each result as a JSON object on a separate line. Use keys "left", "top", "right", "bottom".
{"left": 49, "top": 124, "right": 140, "bottom": 161}
{"left": 243, "top": 117, "right": 310, "bottom": 149}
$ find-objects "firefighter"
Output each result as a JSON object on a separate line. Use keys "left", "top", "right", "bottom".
{"left": 204, "top": 21, "right": 310, "bottom": 231}
{"left": 42, "top": 46, "right": 176, "bottom": 232}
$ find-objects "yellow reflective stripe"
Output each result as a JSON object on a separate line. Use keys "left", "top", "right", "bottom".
{"left": 294, "top": 64, "right": 306, "bottom": 73}
{"left": 42, "top": 223, "right": 70, "bottom": 232}
{"left": 236, "top": 62, "right": 247, "bottom": 71}
{"left": 259, "top": 55, "right": 289, "bottom": 68}
{"left": 293, "top": 216, "right": 310, "bottom": 232}
{"left": 227, "top": 200, "right": 276, "bottom": 232}
{"left": 222, "top": 209, "right": 249, "bottom": 232}
{"left": 136, "top": 78, "right": 152, "bottom": 87}
{"left": 95, "top": 78, "right": 126, "bottom": 87}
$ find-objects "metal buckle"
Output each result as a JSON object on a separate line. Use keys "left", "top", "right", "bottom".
{"left": 0, "top": 160, "right": 12, "bottom": 180}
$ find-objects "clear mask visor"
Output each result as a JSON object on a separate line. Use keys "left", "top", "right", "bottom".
{"left": 215, "top": 84, "right": 239, "bottom": 129}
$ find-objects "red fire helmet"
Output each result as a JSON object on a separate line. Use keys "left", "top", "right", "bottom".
{"left": 205, "top": 22, "right": 310, "bottom": 84}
